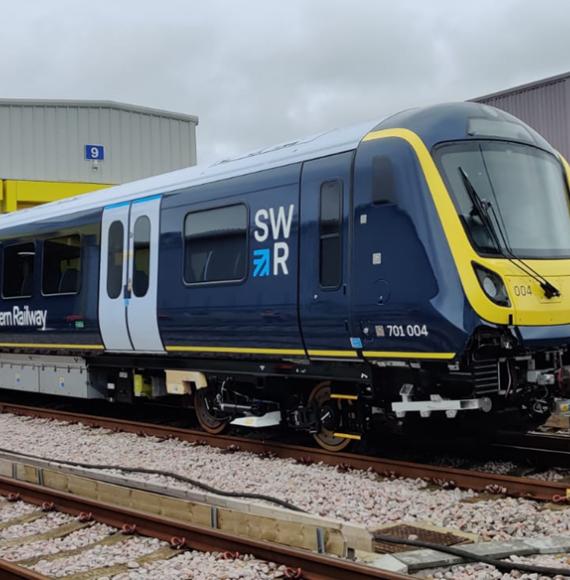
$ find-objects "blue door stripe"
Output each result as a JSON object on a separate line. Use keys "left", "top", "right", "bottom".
{"left": 105, "top": 194, "right": 162, "bottom": 210}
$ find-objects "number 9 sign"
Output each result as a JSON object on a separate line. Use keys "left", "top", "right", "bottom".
{"left": 85, "top": 144, "right": 105, "bottom": 161}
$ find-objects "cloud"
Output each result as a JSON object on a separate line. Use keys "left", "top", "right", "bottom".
{"left": 0, "top": 0, "right": 569, "bottom": 164}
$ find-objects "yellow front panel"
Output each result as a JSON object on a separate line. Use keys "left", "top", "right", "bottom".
{"left": 484, "top": 257, "right": 570, "bottom": 325}
{"left": 506, "top": 276, "right": 567, "bottom": 325}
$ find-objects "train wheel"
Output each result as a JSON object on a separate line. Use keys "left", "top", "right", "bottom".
{"left": 308, "top": 381, "right": 353, "bottom": 452}
{"left": 194, "top": 388, "right": 229, "bottom": 435}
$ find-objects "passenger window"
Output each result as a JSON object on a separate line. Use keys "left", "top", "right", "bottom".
{"left": 3, "top": 242, "right": 35, "bottom": 298}
{"left": 184, "top": 205, "right": 247, "bottom": 284}
{"left": 107, "top": 221, "right": 124, "bottom": 299}
{"left": 319, "top": 180, "right": 342, "bottom": 288}
{"left": 372, "top": 155, "right": 397, "bottom": 204}
{"left": 133, "top": 216, "right": 150, "bottom": 297}
{"left": 42, "top": 234, "right": 81, "bottom": 295}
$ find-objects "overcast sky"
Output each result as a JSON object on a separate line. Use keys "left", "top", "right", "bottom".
{"left": 2, "top": 0, "right": 570, "bottom": 164}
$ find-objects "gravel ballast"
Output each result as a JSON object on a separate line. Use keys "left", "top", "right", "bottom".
{"left": 110, "top": 551, "right": 290, "bottom": 580}
{"left": 0, "top": 511, "right": 73, "bottom": 540}
{"left": 0, "top": 499, "right": 37, "bottom": 523}
{"left": 0, "top": 413, "right": 569, "bottom": 544}
{"left": 0, "top": 522, "right": 114, "bottom": 562}
{"left": 29, "top": 536, "right": 165, "bottom": 577}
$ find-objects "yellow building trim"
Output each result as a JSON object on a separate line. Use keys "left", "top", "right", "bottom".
{"left": 166, "top": 345, "right": 306, "bottom": 356}
{"left": 363, "top": 350, "right": 456, "bottom": 360}
{"left": 362, "top": 129, "right": 570, "bottom": 326}
{"left": 2, "top": 180, "right": 112, "bottom": 213}
{"left": 0, "top": 342, "right": 104, "bottom": 350}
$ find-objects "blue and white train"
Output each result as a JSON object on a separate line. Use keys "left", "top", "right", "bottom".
{"left": 0, "top": 102, "right": 569, "bottom": 450}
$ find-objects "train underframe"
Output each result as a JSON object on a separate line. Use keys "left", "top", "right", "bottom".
{"left": 183, "top": 359, "right": 567, "bottom": 451}
{"left": 0, "top": 327, "right": 566, "bottom": 452}
{"left": 89, "top": 327, "right": 570, "bottom": 451}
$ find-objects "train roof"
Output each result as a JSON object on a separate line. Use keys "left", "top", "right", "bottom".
{"left": 0, "top": 117, "right": 382, "bottom": 229}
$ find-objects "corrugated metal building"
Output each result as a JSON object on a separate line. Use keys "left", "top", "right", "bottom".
{"left": 0, "top": 99, "right": 198, "bottom": 212}
{"left": 474, "top": 72, "right": 570, "bottom": 160}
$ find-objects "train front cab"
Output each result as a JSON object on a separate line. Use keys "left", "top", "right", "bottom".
{"left": 358, "top": 103, "right": 570, "bottom": 422}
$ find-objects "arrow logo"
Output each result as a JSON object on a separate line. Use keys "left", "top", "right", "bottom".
{"left": 253, "top": 248, "right": 270, "bottom": 277}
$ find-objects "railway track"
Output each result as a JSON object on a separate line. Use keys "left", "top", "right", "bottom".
{"left": 0, "top": 473, "right": 406, "bottom": 579}
{"left": 0, "top": 401, "right": 569, "bottom": 504}
{"left": 491, "top": 428, "right": 570, "bottom": 466}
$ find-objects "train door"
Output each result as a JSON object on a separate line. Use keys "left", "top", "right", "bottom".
{"left": 98, "top": 195, "right": 164, "bottom": 352}
{"left": 299, "top": 152, "right": 354, "bottom": 358}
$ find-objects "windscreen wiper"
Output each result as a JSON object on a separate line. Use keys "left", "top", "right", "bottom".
{"left": 458, "top": 167, "right": 502, "bottom": 253}
{"left": 458, "top": 167, "right": 560, "bottom": 300}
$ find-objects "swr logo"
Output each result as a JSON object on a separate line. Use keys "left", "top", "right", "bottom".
{"left": 253, "top": 204, "right": 294, "bottom": 277}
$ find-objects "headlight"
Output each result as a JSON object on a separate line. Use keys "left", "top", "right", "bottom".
{"left": 473, "top": 264, "right": 510, "bottom": 307}
{"left": 482, "top": 276, "right": 498, "bottom": 298}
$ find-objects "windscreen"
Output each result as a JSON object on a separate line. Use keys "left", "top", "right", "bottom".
{"left": 436, "top": 141, "right": 570, "bottom": 258}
